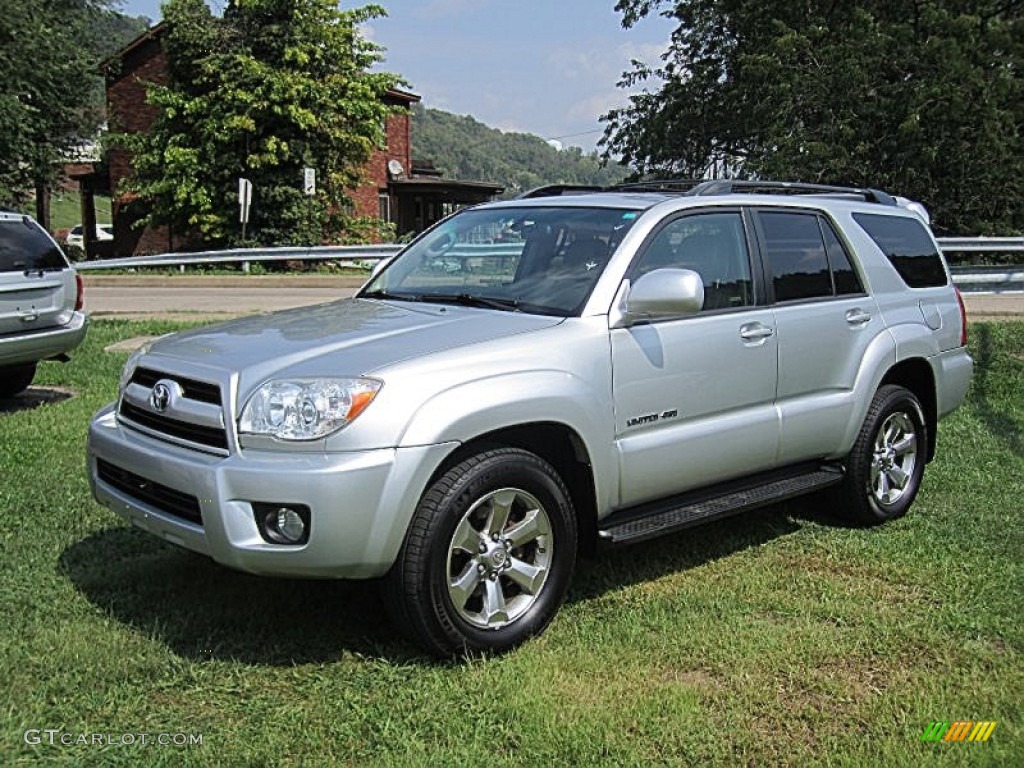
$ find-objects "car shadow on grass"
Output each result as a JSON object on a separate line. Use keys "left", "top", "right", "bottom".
{"left": 60, "top": 503, "right": 823, "bottom": 666}
{"left": 570, "top": 503, "right": 808, "bottom": 603}
{"left": 59, "top": 526, "right": 412, "bottom": 665}
{"left": 970, "top": 323, "right": 1023, "bottom": 458}
{"left": 0, "top": 386, "right": 74, "bottom": 413}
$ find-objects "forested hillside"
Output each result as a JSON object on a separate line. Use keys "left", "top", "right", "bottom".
{"left": 411, "top": 104, "right": 626, "bottom": 197}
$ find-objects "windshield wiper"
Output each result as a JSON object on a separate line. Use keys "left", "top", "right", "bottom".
{"left": 359, "top": 288, "right": 422, "bottom": 302}
{"left": 417, "top": 293, "right": 521, "bottom": 312}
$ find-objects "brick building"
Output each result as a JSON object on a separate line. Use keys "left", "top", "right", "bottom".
{"left": 100, "top": 24, "right": 501, "bottom": 256}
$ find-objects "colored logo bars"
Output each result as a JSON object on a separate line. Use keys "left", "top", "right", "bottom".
{"left": 921, "top": 721, "right": 997, "bottom": 742}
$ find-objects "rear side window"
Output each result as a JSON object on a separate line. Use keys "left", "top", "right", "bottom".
{"left": 852, "top": 212, "right": 947, "bottom": 288}
{"left": 0, "top": 218, "right": 67, "bottom": 273}
{"left": 758, "top": 211, "right": 833, "bottom": 301}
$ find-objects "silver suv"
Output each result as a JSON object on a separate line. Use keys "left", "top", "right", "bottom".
{"left": 1, "top": 211, "right": 87, "bottom": 397}
{"left": 86, "top": 181, "right": 973, "bottom": 656}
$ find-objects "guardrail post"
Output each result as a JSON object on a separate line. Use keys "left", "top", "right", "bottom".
{"left": 242, "top": 261, "right": 250, "bottom": 273}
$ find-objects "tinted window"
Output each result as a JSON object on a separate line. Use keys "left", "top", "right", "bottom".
{"left": 633, "top": 212, "right": 753, "bottom": 311}
{"left": 821, "top": 219, "right": 864, "bottom": 295}
{"left": 852, "top": 212, "right": 947, "bottom": 288}
{"left": 759, "top": 211, "right": 832, "bottom": 301}
{"left": 0, "top": 218, "right": 67, "bottom": 273}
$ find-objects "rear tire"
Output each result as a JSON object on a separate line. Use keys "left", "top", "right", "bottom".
{"left": 386, "top": 447, "right": 577, "bottom": 657}
{"left": 0, "top": 363, "right": 37, "bottom": 398}
{"left": 839, "top": 385, "right": 927, "bottom": 525}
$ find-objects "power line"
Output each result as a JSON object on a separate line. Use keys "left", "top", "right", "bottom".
{"left": 544, "top": 128, "right": 605, "bottom": 142}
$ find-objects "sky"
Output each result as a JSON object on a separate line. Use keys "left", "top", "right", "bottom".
{"left": 118, "top": 1, "right": 674, "bottom": 152}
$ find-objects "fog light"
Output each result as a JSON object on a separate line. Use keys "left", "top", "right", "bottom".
{"left": 275, "top": 507, "right": 305, "bottom": 542}
{"left": 253, "top": 502, "right": 310, "bottom": 545}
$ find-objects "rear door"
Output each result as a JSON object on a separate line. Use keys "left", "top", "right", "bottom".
{"left": 0, "top": 215, "right": 75, "bottom": 336}
{"left": 753, "top": 208, "right": 884, "bottom": 463}
{"left": 611, "top": 209, "right": 780, "bottom": 507}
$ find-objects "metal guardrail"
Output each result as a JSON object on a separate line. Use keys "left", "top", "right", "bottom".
{"left": 936, "top": 237, "right": 1024, "bottom": 252}
{"left": 74, "top": 237, "right": 1024, "bottom": 292}
{"left": 74, "top": 244, "right": 402, "bottom": 271}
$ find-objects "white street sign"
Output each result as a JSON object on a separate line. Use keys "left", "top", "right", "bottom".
{"left": 303, "top": 167, "right": 316, "bottom": 196}
{"left": 239, "top": 177, "right": 253, "bottom": 224}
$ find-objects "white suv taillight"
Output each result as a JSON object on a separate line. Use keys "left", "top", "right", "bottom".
{"left": 75, "top": 272, "right": 84, "bottom": 312}
{"left": 955, "top": 288, "right": 968, "bottom": 347}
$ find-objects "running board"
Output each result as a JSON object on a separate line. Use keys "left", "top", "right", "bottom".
{"left": 598, "top": 465, "right": 844, "bottom": 547}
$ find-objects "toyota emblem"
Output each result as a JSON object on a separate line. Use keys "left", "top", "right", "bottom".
{"left": 150, "top": 382, "right": 172, "bottom": 412}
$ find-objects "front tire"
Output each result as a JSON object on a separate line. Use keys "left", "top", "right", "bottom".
{"left": 0, "top": 363, "right": 37, "bottom": 398}
{"left": 386, "top": 447, "right": 577, "bottom": 657}
{"left": 839, "top": 385, "right": 927, "bottom": 525}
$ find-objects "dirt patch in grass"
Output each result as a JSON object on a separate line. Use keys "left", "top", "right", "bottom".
{"left": 0, "top": 386, "right": 74, "bottom": 413}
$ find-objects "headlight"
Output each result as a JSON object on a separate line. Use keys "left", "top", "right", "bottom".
{"left": 118, "top": 344, "right": 150, "bottom": 394}
{"left": 238, "top": 378, "right": 382, "bottom": 441}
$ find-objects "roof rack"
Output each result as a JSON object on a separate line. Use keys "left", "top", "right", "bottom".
{"left": 688, "top": 180, "right": 897, "bottom": 206}
{"left": 514, "top": 179, "right": 899, "bottom": 206}
{"left": 516, "top": 184, "right": 606, "bottom": 199}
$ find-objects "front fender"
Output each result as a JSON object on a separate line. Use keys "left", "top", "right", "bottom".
{"left": 398, "top": 369, "right": 617, "bottom": 512}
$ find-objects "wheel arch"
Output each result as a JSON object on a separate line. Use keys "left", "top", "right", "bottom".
{"left": 879, "top": 358, "right": 937, "bottom": 461}
{"left": 426, "top": 422, "right": 600, "bottom": 556}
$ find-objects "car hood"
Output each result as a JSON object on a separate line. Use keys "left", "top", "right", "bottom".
{"left": 142, "top": 297, "right": 564, "bottom": 393}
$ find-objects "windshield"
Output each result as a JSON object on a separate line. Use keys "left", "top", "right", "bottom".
{"left": 360, "top": 206, "right": 640, "bottom": 316}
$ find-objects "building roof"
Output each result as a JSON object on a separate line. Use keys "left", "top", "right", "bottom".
{"left": 391, "top": 176, "right": 504, "bottom": 200}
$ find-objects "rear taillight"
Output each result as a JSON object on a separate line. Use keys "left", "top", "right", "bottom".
{"left": 955, "top": 288, "right": 967, "bottom": 346}
{"left": 75, "top": 272, "right": 84, "bottom": 312}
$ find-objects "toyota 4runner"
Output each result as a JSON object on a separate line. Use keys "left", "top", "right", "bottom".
{"left": 86, "top": 181, "right": 973, "bottom": 656}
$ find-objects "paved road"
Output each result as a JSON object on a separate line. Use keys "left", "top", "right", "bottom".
{"left": 83, "top": 276, "right": 364, "bottom": 319}
{"left": 82, "top": 275, "right": 1023, "bottom": 320}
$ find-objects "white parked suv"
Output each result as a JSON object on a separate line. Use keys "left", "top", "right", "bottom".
{"left": 86, "top": 181, "right": 972, "bottom": 656}
{"left": 1, "top": 211, "right": 87, "bottom": 397}
{"left": 66, "top": 223, "right": 114, "bottom": 250}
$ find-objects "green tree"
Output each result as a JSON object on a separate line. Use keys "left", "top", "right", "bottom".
{"left": 0, "top": 0, "right": 133, "bottom": 223}
{"left": 122, "top": 0, "right": 400, "bottom": 246}
{"left": 602, "top": 1, "right": 1024, "bottom": 235}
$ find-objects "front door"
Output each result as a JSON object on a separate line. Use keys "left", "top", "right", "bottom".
{"left": 611, "top": 210, "right": 780, "bottom": 508}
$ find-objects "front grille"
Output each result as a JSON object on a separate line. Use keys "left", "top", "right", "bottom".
{"left": 97, "top": 459, "right": 203, "bottom": 526}
{"left": 131, "top": 367, "right": 221, "bottom": 404}
{"left": 120, "top": 401, "right": 229, "bottom": 450}
{"left": 118, "top": 368, "right": 228, "bottom": 453}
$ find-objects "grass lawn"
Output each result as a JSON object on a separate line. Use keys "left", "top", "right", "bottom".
{"left": 1, "top": 319, "right": 1021, "bottom": 766}
{"left": 48, "top": 191, "right": 113, "bottom": 233}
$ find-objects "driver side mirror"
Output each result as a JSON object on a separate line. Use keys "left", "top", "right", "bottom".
{"left": 613, "top": 268, "right": 704, "bottom": 327}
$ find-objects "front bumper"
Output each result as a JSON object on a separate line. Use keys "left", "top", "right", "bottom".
{"left": 0, "top": 311, "right": 87, "bottom": 367}
{"left": 87, "top": 404, "right": 455, "bottom": 579}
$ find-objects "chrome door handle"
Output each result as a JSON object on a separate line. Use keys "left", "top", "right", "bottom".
{"left": 739, "top": 323, "right": 774, "bottom": 341}
{"left": 846, "top": 308, "right": 871, "bottom": 325}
